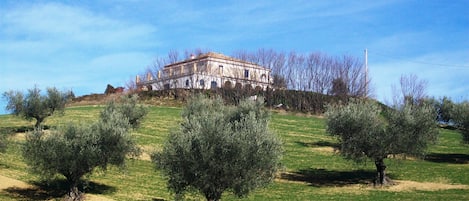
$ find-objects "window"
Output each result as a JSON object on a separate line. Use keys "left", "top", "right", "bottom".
{"left": 185, "top": 79, "right": 190, "bottom": 87}
{"left": 244, "top": 69, "right": 249, "bottom": 78}
{"left": 199, "top": 79, "right": 205, "bottom": 88}
{"left": 219, "top": 65, "right": 224, "bottom": 75}
{"left": 211, "top": 81, "right": 217, "bottom": 89}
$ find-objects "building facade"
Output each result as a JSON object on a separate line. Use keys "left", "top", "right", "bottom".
{"left": 137, "top": 52, "right": 272, "bottom": 91}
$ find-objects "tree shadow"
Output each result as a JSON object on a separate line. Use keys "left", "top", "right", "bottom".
{"left": 425, "top": 153, "right": 469, "bottom": 164}
{"left": 0, "top": 125, "right": 50, "bottom": 133}
{"left": 439, "top": 124, "right": 458, "bottom": 130}
{"left": 280, "top": 168, "right": 380, "bottom": 187}
{"left": 2, "top": 179, "right": 116, "bottom": 200}
{"left": 295, "top": 140, "right": 340, "bottom": 149}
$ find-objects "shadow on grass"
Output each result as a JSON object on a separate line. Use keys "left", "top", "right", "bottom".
{"left": 425, "top": 153, "right": 469, "bottom": 164}
{"left": 295, "top": 140, "right": 340, "bottom": 149}
{"left": 0, "top": 125, "right": 50, "bottom": 133}
{"left": 3, "top": 179, "right": 116, "bottom": 200}
{"left": 281, "top": 168, "right": 380, "bottom": 187}
{"left": 439, "top": 124, "right": 459, "bottom": 130}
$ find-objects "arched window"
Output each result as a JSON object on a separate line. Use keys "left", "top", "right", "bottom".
{"left": 235, "top": 82, "right": 242, "bottom": 89}
{"left": 224, "top": 81, "right": 232, "bottom": 89}
{"left": 211, "top": 81, "right": 217, "bottom": 89}
{"left": 199, "top": 79, "right": 205, "bottom": 88}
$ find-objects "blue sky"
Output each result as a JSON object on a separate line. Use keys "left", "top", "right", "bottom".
{"left": 1, "top": 0, "right": 468, "bottom": 114}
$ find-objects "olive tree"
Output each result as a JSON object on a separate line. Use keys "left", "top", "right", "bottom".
{"left": 3, "top": 86, "right": 71, "bottom": 128}
{"left": 325, "top": 99, "right": 438, "bottom": 185}
{"left": 451, "top": 101, "right": 469, "bottom": 143}
{"left": 22, "top": 96, "right": 144, "bottom": 201}
{"left": 153, "top": 95, "right": 282, "bottom": 201}
{"left": 102, "top": 94, "right": 148, "bottom": 128}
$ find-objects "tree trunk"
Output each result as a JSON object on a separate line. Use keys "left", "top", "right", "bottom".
{"left": 65, "top": 178, "right": 83, "bottom": 201}
{"left": 374, "top": 158, "right": 392, "bottom": 186}
{"left": 204, "top": 190, "right": 222, "bottom": 201}
{"left": 34, "top": 118, "right": 43, "bottom": 129}
{"left": 65, "top": 186, "right": 83, "bottom": 201}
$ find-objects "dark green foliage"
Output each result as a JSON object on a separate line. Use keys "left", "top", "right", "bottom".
{"left": 153, "top": 95, "right": 282, "bottom": 201}
{"left": 325, "top": 100, "right": 439, "bottom": 185}
{"left": 426, "top": 96, "right": 454, "bottom": 123}
{"left": 331, "top": 78, "right": 348, "bottom": 98}
{"left": 3, "top": 86, "right": 70, "bottom": 128}
{"left": 451, "top": 102, "right": 469, "bottom": 143}
{"left": 139, "top": 88, "right": 339, "bottom": 114}
{"left": 0, "top": 129, "right": 9, "bottom": 153}
{"left": 22, "top": 97, "right": 143, "bottom": 200}
{"left": 438, "top": 97, "right": 454, "bottom": 123}
{"left": 272, "top": 74, "right": 287, "bottom": 89}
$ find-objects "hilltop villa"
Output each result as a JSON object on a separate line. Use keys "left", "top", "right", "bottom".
{"left": 136, "top": 52, "right": 272, "bottom": 91}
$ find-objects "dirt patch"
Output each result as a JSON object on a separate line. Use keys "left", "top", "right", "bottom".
{"left": 85, "top": 194, "right": 116, "bottom": 201}
{"left": 311, "top": 147, "right": 335, "bottom": 153}
{"left": 276, "top": 171, "right": 468, "bottom": 193}
{"left": 0, "top": 175, "right": 115, "bottom": 201}
{"left": 0, "top": 175, "right": 32, "bottom": 190}
{"left": 10, "top": 132, "right": 26, "bottom": 141}
{"left": 139, "top": 152, "right": 152, "bottom": 161}
{"left": 382, "top": 180, "right": 469, "bottom": 192}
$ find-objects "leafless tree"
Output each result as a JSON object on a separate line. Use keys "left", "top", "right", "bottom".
{"left": 393, "top": 74, "right": 428, "bottom": 105}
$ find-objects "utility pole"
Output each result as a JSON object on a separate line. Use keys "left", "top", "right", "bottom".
{"left": 364, "top": 49, "right": 368, "bottom": 97}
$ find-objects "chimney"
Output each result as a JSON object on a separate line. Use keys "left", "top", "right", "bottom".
{"left": 147, "top": 72, "right": 153, "bottom": 81}
{"left": 157, "top": 71, "right": 161, "bottom": 79}
{"left": 136, "top": 75, "right": 140, "bottom": 84}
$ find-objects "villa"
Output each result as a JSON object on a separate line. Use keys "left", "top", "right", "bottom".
{"left": 137, "top": 52, "right": 272, "bottom": 91}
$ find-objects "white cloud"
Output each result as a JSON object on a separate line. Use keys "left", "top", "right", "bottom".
{"left": 0, "top": 2, "right": 159, "bottom": 98}
{"left": 370, "top": 49, "right": 469, "bottom": 102}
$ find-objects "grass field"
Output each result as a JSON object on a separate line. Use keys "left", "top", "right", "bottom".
{"left": 1, "top": 105, "right": 469, "bottom": 200}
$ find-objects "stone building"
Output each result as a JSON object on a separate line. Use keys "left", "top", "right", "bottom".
{"left": 137, "top": 52, "right": 272, "bottom": 91}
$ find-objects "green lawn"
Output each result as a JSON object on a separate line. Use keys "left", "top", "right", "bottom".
{"left": 1, "top": 105, "right": 468, "bottom": 200}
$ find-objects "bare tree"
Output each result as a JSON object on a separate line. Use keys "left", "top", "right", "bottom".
{"left": 393, "top": 74, "right": 428, "bottom": 105}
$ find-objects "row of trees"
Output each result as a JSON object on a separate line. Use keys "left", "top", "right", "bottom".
{"left": 232, "top": 49, "right": 369, "bottom": 97}
{"left": 3, "top": 87, "right": 147, "bottom": 200}
{"left": 137, "top": 48, "right": 369, "bottom": 97}
{"left": 325, "top": 73, "right": 469, "bottom": 186}
{"left": 2, "top": 86, "right": 282, "bottom": 201}
{"left": 430, "top": 97, "right": 469, "bottom": 143}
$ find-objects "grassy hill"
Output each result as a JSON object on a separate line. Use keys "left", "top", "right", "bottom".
{"left": 1, "top": 105, "right": 469, "bottom": 200}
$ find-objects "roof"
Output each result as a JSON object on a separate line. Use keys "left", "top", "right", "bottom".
{"left": 164, "top": 52, "right": 268, "bottom": 69}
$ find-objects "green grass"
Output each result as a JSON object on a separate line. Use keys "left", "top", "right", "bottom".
{"left": 1, "top": 105, "right": 468, "bottom": 200}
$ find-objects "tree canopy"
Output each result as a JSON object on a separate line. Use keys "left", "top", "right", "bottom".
{"left": 22, "top": 95, "right": 145, "bottom": 201}
{"left": 3, "top": 86, "right": 71, "bottom": 128}
{"left": 153, "top": 95, "right": 282, "bottom": 201}
{"left": 325, "top": 99, "right": 438, "bottom": 185}
{"left": 450, "top": 101, "right": 469, "bottom": 143}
